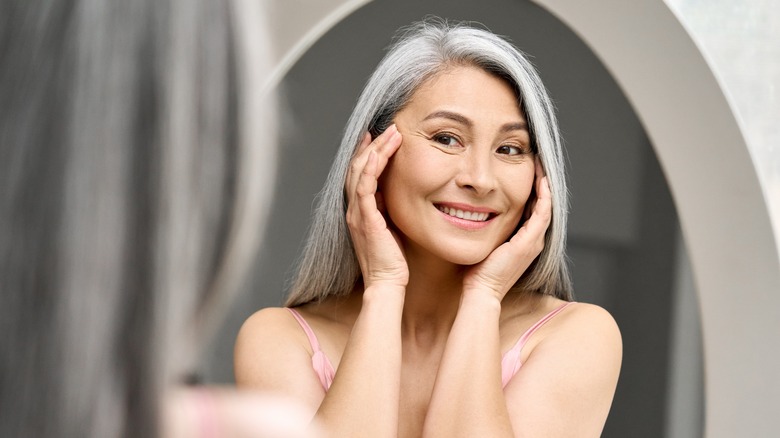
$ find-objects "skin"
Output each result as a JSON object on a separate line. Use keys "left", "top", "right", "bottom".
{"left": 235, "top": 66, "right": 622, "bottom": 437}
{"left": 163, "top": 387, "right": 322, "bottom": 438}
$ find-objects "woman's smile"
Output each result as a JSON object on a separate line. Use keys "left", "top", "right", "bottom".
{"left": 434, "top": 202, "right": 498, "bottom": 230}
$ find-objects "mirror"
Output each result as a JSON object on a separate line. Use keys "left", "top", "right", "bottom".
{"left": 203, "top": 0, "right": 780, "bottom": 436}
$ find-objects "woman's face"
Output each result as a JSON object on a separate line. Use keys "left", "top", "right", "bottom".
{"left": 381, "top": 65, "right": 536, "bottom": 266}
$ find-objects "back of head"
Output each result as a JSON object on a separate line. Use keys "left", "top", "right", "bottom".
{"left": 287, "top": 18, "right": 571, "bottom": 307}
{"left": 0, "top": 1, "right": 275, "bottom": 436}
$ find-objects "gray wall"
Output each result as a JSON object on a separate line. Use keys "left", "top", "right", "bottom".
{"left": 202, "top": 0, "right": 702, "bottom": 436}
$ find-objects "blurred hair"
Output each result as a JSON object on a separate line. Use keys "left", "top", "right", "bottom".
{"left": 0, "top": 0, "right": 276, "bottom": 437}
{"left": 286, "top": 18, "right": 572, "bottom": 307}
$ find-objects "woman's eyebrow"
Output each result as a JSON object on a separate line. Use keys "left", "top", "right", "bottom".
{"left": 423, "top": 111, "right": 528, "bottom": 133}
{"left": 422, "top": 110, "right": 472, "bottom": 127}
{"left": 501, "top": 121, "right": 528, "bottom": 132}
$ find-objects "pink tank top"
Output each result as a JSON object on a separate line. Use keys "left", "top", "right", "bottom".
{"left": 287, "top": 301, "right": 574, "bottom": 391}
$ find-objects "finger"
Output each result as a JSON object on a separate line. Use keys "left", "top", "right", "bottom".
{"left": 346, "top": 126, "right": 398, "bottom": 197}
{"left": 366, "top": 124, "right": 400, "bottom": 157}
{"left": 356, "top": 150, "right": 383, "bottom": 226}
{"left": 356, "top": 131, "right": 373, "bottom": 154}
{"left": 535, "top": 175, "right": 551, "bottom": 216}
{"left": 371, "top": 127, "right": 402, "bottom": 179}
{"left": 358, "top": 125, "right": 397, "bottom": 161}
{"left": 534, "top": 158, "right": 547, "bottom": 198}
{"left": 510, "top": 176, "right": 551, "bottom": 248}
{"left": 346, "top": 132, "right": 373, "bottom": 196}
{"left": 366, "top": 124, "right": 401, "bottom": 172}
{"left": 529, "top": 176, "right": 552, "bottom": 225}
{"left": 523, "top": 161, "right": 540, "bottom": 221}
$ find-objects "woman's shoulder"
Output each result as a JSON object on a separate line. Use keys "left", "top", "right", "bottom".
{"left": 501, "top": 295, "right": 621, "bottom": 362}
{"left": 553, "top": 300, "right": 621, "bottom": 342}
{"left": 235, "top": 307, "right": 313, "bottom": 372}
{"left": 238, "top": 293, "right": 359, "bottom": 340}
{"left": 236, "top": 296, "right": 360, "bottom": 359}
{"left": 235, "top": 305, "right": 332, "bottom": 400}
{"left": 530, "top": 299, "right": 622, "bottom": 372}
{"left": 292, "top": 293, "right": 363, "bottom": 330}
{"left": 504, "top": 294, "right": 618, "bottom": 332}
{"left": 238, "top": 307, "right": 302, "bottom": 343}
{"left": 501, "top": 301, "right": 622, "bottom": 435}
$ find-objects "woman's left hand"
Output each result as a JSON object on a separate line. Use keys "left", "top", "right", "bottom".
{"left": 462, "top": 158, "right": 552, "bottom": 302}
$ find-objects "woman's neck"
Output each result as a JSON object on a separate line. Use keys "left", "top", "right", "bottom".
{"left": 399, "top": 246, "right": 465, "bottom": 346}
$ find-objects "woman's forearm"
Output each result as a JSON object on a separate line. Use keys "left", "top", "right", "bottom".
{"left": 422, "top": 290, "right": 514, "bottom": 438}
{"left": 315, "top": 285, "right": 404, "bottom": 437}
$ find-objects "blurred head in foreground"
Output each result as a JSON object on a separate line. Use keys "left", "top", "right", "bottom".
{"left": 1, "top": 0, "right": 283, "bottom": 436}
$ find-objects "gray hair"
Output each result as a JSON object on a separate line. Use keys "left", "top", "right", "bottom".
{"left": 286, "top": 19, "right": 572, "bottom": 307}
{"left": 0, "top": 0, "right": 275, "bottom": 437}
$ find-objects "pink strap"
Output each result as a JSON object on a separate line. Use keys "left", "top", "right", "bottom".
{"left": 286, "top": 308, "right": 322, "bottom": 351}
{"left": 500, "top": 301, "right": 575, "bottom": 388}
{"left": 286, "top": 308, "right": 336, "bottom": 391}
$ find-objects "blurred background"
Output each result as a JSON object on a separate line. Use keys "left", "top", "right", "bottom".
{"left": 198, "top": 1, "right": 780, "bottom": 437}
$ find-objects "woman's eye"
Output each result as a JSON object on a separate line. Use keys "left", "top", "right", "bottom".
{"left": 432, "top": 134, "right": 460, "bottom": 147}
{"left": 496, "top": 145, "right": 525, "bottom": 156}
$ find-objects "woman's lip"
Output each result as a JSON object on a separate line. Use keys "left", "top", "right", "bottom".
{"left": 434, "top": 202, "right": 499, "bottom": 230}
{"left": 434, "top": 202, "right": 498, "bottom": 214}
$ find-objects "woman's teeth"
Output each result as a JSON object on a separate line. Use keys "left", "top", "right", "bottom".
{"left": 437, "top": 205, "right": 490, "bottom": 222}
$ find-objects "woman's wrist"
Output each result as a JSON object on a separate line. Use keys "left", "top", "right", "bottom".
{"left": 362, "top": 283, "right": 406, "bottom": 308}
{"left": 459, "top": 289, "right": 502, "bottom": 313}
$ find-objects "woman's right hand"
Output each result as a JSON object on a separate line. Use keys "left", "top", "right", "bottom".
{"left": 345, "top": 125, "right": 408, "bottom": 290}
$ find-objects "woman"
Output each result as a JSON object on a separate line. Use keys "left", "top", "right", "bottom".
{"left": 1, "top": 1, "right": 316, "bottom": 437}
{"left": 235, "top": 19, "right": 621, "bottom": 437}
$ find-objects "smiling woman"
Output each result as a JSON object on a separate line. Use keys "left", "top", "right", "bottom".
{"left": 235, "top": 19, "right": 621, "bottom": 437}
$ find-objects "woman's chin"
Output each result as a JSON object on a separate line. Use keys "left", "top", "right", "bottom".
{"left": 444, "top": 250, "right": 492, "bottom": 266}
{"left": 401, "top": 236, "right": 499, "bottom": 267}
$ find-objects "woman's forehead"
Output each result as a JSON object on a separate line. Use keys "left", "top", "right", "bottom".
{"left": 401, "top": 66, "right": 526, "bottom": 125}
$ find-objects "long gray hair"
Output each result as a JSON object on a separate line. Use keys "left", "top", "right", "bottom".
{"left": 286, "top": 19, "right": 572, "bottom": 307}
{"left": 0, "top": 0, "right": 275, "bottom": 437}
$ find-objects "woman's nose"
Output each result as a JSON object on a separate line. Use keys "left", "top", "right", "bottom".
{"left": 454, "top": 150, "right": 496, "bottom": 196}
